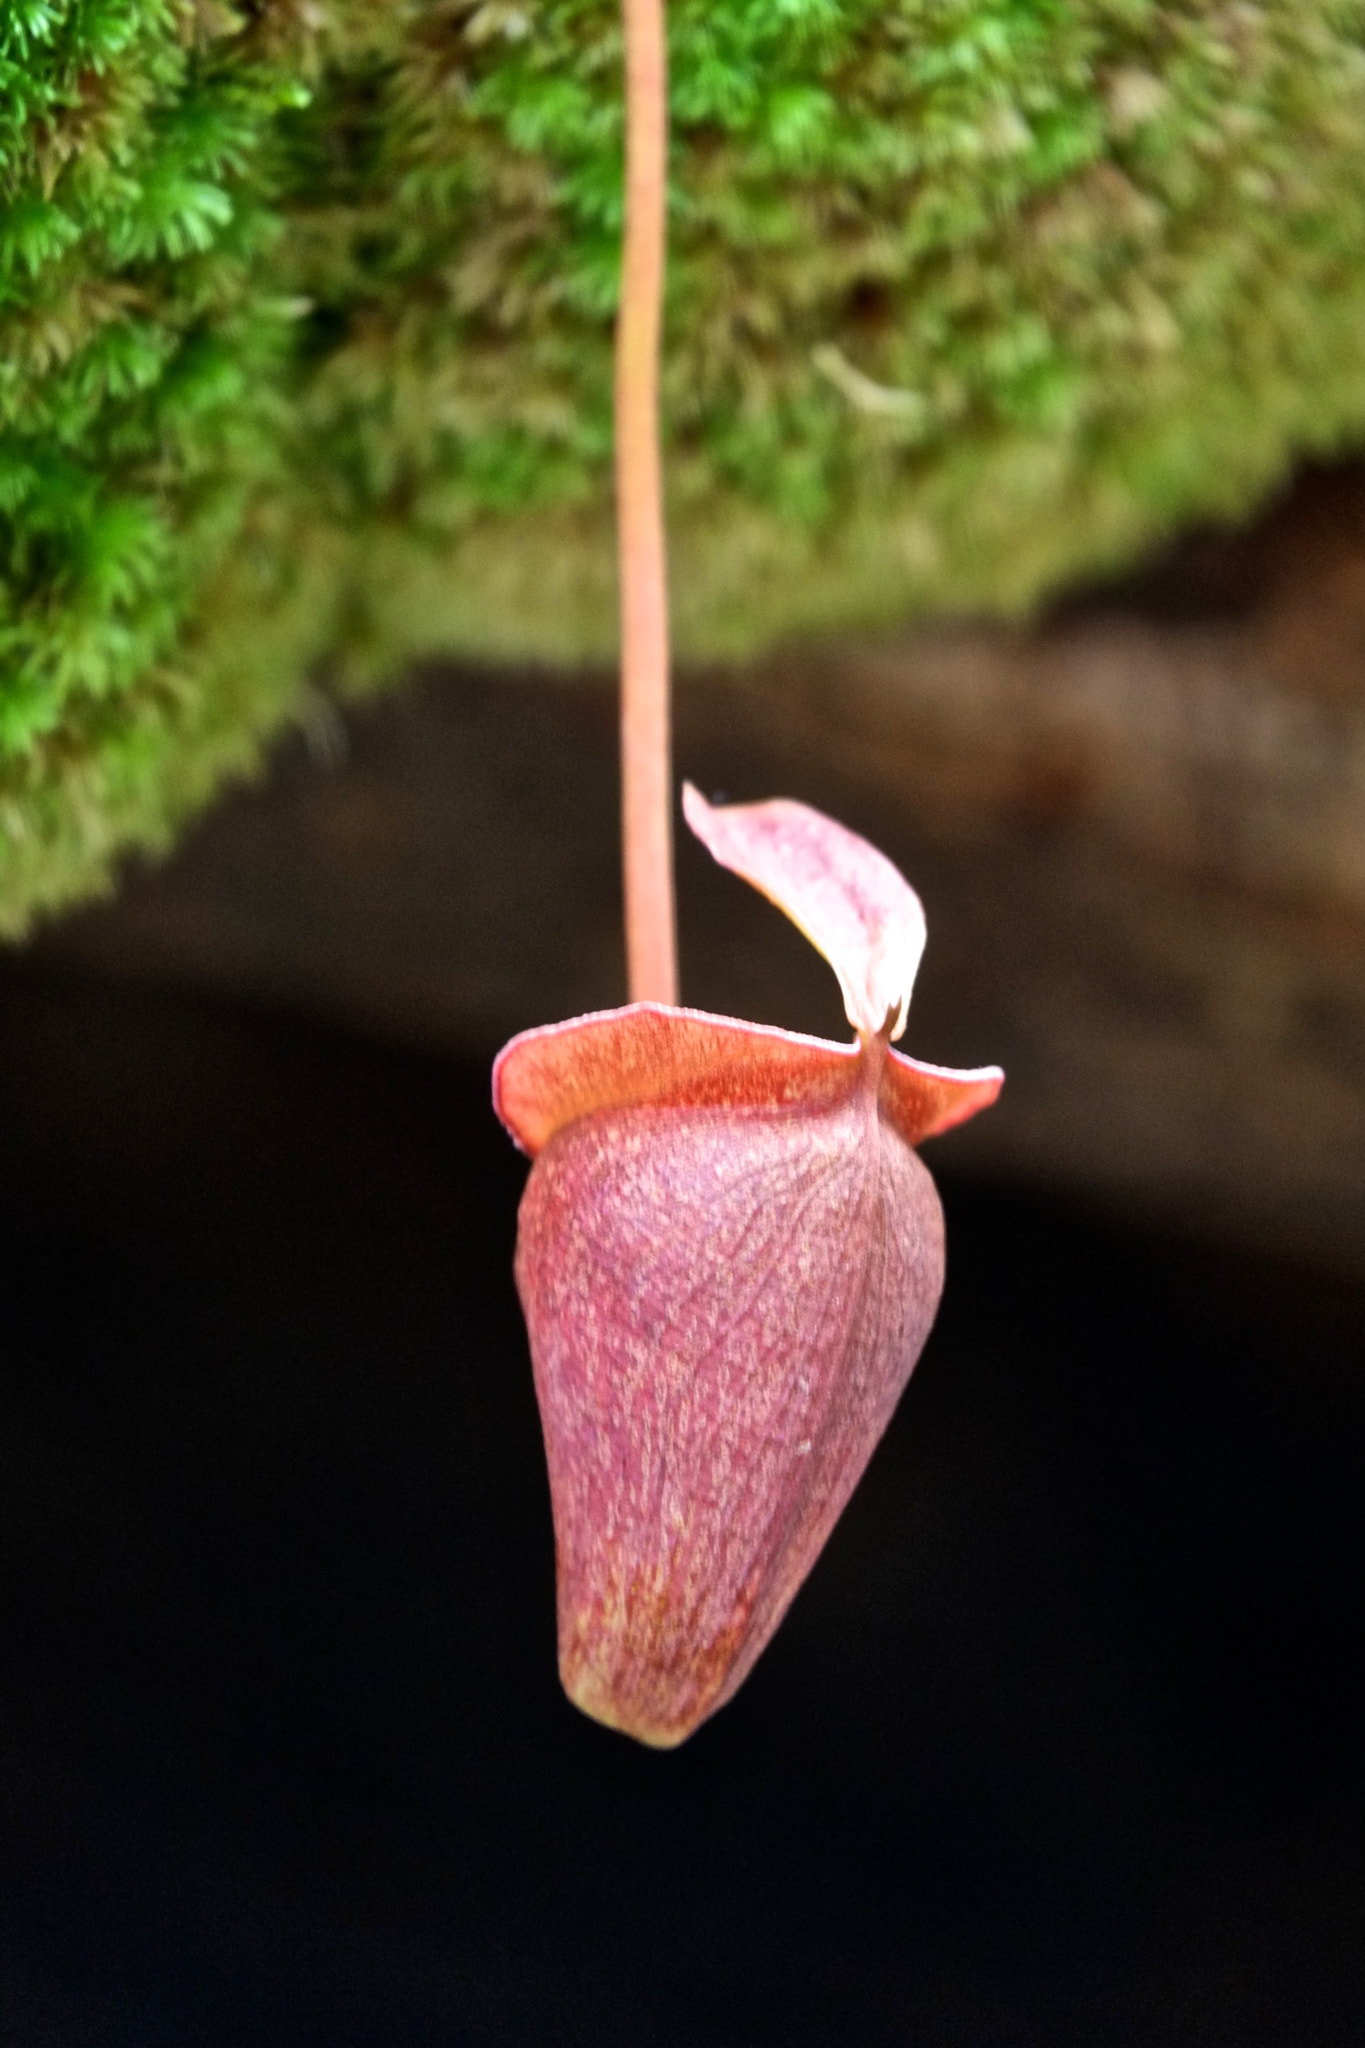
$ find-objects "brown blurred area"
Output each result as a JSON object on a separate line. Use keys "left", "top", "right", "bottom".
{"left": 35, "top": 464, "right": 1365, "bottom": 1277}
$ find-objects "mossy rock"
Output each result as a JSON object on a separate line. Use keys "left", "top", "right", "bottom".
{"left": 5, "top": 0, "right": 1365, "bottom": 930}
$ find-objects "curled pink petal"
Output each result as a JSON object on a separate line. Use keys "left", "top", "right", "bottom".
{"left": 683, "top": 784, "right": 926, "bottom": 1040}
{"left": 494, "top": 1002, "right": 860, "bottom": 1157}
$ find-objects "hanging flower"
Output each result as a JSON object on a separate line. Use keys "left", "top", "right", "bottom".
{"left": 493, "top": 787, "right": 1002, "bottom": 1747}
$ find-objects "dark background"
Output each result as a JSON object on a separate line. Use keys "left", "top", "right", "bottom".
{"left": 4, "top": 466, "right": 1365, "bottom": 2045}
{"left": 1, "top": 955, "right": 1362, "bottom": 2047}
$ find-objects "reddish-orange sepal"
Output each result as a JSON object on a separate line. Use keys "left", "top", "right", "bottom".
{"left": 494, "top": 1005, "right": 999, "bottom": 1157}
{"left": 494, "top": 795, "right": 1002, "bottom": 1746}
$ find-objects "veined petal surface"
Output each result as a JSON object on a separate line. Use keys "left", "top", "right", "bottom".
{"left": 514, "top": 1078, "right": 944, "bottom": 1747}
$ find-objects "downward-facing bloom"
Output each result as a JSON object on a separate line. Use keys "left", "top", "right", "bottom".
{"left": 494, "top": 787, "right": 1002, "bottom": 1747}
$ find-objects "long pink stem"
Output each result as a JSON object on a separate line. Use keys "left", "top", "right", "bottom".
{"left": 617, "top": 0, "right": 677, "bottom": 1005}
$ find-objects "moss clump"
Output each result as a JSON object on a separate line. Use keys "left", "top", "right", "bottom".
{"left": 6, "top": 0, "right": 1365, "bottom": 928}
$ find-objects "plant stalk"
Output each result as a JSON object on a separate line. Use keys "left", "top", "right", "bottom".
{"left": 617, "top": 0, "right": 677, "bottom": 1005}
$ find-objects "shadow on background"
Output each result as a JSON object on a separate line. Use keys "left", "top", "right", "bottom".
{"left": 1, "top": 961, "right": 1363, "bottom": 2046}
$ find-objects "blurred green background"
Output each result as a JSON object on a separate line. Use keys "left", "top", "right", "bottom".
{"left": 7, "top": 0, "right": 1365, "bottom": 930}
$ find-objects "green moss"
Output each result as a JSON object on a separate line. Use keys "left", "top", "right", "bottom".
{"left": 6, "top": 0, "right": 1365, "bottom": 928}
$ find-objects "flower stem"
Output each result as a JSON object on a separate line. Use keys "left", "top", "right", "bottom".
{"left": 617, "top": 0, "right": 677, "bottom": 1005}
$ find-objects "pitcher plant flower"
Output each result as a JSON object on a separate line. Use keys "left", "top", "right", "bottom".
{"left": 494, "top": 785, "right": 1002, "bottom": 1746}
{"left": 494, "top": 0, "right": 1001, "bottom": 1747}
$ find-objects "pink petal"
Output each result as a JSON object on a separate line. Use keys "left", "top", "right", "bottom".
{"left": 493, "top": 1001, "right": 860, "bottom": 1157}
{"left": 682, "top": 784, "right": 926, "bottom": 1041}
{"left": 514, "top": 1072, "right": 944, "bottom": 1747}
